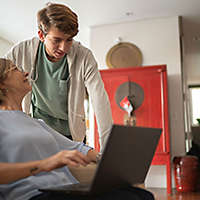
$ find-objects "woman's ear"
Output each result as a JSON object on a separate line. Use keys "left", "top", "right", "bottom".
{"left": 0, "top": 82, "right": 4, "bottom": 88}
{"left": 0, "top": 82, "right": 6, "bottom": 90}
{"left": 0, "top": 84, "right": 7, "bottom": 96}
{"left": 38, "top": 30, "right": 45, "bottom": 42}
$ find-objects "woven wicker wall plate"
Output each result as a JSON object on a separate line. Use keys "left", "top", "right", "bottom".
{"left": 106, "top": 42, "right": 142, "bottom": 68}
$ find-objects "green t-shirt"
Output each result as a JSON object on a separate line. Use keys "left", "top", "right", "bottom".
{"left": 31, "top": 42, "right": 70, "bottom": 136}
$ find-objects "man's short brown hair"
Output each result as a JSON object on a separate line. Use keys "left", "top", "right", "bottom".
{"left": 37, "top": 3, "right": 79, "bottom": 37}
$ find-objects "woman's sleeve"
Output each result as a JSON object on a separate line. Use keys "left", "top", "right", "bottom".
{"left": 37, "top": 119, "right": 92, "bottom": 155}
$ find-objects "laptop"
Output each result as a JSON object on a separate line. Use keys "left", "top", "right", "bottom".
{"left": 39, "top": 124, "right": 162, "bottom": 196}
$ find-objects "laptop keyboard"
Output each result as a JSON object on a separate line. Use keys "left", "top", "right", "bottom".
{"left": 56, "top": 183, "right": 91, "bottom": 191}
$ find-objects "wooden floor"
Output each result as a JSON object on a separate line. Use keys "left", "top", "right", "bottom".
{"left": 148, "top": 188, "right": 200, "bottom": 200}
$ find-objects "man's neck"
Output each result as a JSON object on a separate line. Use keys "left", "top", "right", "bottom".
{"left": 46, "top": 54, "right": 60, "bottom": 62}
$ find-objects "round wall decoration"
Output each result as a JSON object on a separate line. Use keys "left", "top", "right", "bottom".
{"left": 106, "top": 42, "right": 142, "bottom": 68}
{"left": 115, "top": 81, "right": 144, "bottom": 111}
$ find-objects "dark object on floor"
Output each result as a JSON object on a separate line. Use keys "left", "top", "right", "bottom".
{"left": 187, "top": 141, "right": 200, "bottom": 161}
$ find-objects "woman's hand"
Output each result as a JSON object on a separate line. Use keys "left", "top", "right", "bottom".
{"left": 86, "top": 149, "right": 99, "bottom": 163}
{"left": 39, "top": 150, "right": 91, "bottom": 172}
{"left": 0, "top": 150, "right": 94, "bottom": 184}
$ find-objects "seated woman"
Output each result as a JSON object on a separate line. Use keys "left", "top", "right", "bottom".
{"left": 0, "top": 58, "right": 154, "bottom": 200}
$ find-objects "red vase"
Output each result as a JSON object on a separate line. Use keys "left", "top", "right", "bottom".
{"left": 173, "top": 156, "right": 199, "bottom": 192}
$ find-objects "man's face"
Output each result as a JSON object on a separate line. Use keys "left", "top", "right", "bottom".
{"left": 38, "top": 26, "right": 73, "bottom": 62}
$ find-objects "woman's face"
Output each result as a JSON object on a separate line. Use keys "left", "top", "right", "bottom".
{"left": 3, "top": 65, "right": 32, "bottom": 95}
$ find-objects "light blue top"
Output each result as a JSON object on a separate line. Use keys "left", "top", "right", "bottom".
{"left": 0, "top": 110, "right": 91, "bottom": 200}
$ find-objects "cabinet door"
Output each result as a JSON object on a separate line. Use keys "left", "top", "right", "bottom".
{"left": 96, "top": 65, "right": 170, "bottom": 154}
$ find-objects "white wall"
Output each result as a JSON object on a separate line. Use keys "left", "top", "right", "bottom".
{"left": 89, "top": 16, "right": 185, "bottom": 188}
{"left": 0, "top": 37, "right": 13, "bottom": 57}
{"left": 181, "top": 19, "right": 200, "bottom": 147}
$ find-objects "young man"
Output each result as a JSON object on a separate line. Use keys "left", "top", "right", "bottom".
{"left": 5, "top": 3, "right": 113, "bottom": 151}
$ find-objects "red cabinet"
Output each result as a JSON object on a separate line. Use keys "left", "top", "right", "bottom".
{"left": 95, "top": 65, "right": 172, "bottom": 193}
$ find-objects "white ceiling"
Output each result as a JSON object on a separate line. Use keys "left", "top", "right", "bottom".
{"left": 1, "top": 0, "right": 200, "bottom": 44}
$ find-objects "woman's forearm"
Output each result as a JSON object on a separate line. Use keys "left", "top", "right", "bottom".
{"left": 0, "top": 149, "right": 97, "bottom": 184}
{"left": 0, "top": 161, "right": 42, "bottom": 184}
